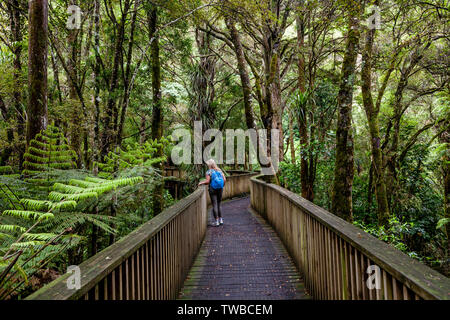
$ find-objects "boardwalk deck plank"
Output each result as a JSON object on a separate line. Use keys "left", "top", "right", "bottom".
{"left": 179, "top": 197, "right": 310, "bottom": 300}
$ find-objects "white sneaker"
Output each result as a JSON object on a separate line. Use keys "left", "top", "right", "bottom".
{"left": 219, "top": 218, "right": 224, "bottom": 225}
{"left": 214, "top": 220, "right": 220, "bottom": 227}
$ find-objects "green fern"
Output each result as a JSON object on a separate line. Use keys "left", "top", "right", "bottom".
{"left": 22, "top": 126, "right": 77, "bottom": 185}
{"left": 0, "top": 172, "right": 143, "bottom": 299}
{"left": 0, "top": 166, "right": 13, "bottom": 175}
{"left": 96, "top": 140, "right": 169, "bottom": 177}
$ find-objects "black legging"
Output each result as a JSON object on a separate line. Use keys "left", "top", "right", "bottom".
{"left": 209, "top": 188, "right": 223, "bottom": 220}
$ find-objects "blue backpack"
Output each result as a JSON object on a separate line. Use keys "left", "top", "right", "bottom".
{"left": 210, "top": 170, "right": 224, "bottom": 190}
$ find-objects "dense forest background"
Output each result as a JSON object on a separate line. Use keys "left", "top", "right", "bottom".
{"left": 0, "top": 0, "right": 448, "bottom": 299}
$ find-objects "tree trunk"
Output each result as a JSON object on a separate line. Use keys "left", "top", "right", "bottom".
{"left": 0, "top": 95, "right": 14, "bottom": 165}
{"left": 26, "top": 0, "right": 49, "bottom": 145}
{"left": 67, "top": 1, "right": 82, "bottom": 168}
{"left": 360, "top": 5, "right": 390, "bottom": 226}
{"left": 100, "top": 0, "right": 130, "bottom": 160}
{"left": 8, "top": 0, "right": 25, "bottom": 169}
{"left": 50, "top": 47, "right": 63, "bottom": 105}
{"left": 149, "top": 4, "right": 164, "bottom": 216}
{"left": 92, "top": 0, "right": 101, "bottom": 172}
{"left": 331, "top": 1, "right": 361, "bottom": 222}
{"left": 296, "top": 11, "right": 314, "bottom": 200}
{"left": 226, "top": 18, "right": 255, "bottom": 130}
{"left": 117, "top": 0, "right": 141, "bottom": 147}
{"left": 384, "top": 42, "right": 431, "bottom": 209}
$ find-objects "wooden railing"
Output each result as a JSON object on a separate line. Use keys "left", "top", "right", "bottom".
{"left": 27, "top": 172, "right": 256, "bottom": 300}
{"left": 211, "top": 170, "right": 255, "bottom": 205}
{"left": 250, "top": 175, "right": 450, "bottom": 300}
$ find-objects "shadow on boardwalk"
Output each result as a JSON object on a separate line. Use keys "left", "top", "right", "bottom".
{"left": 179, "top": 197, "right": 310, "bottom": 300}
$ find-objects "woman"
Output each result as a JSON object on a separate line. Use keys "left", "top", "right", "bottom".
{"left": 198, "top": 159, "right": 227, "bottom": 227}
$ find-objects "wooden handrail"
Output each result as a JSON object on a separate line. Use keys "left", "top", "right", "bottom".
{"left": 250, "top": 175, "right": 450, "bottom": 300}
{"left": 26, "top": 172, "right": 256, "bottom": 300}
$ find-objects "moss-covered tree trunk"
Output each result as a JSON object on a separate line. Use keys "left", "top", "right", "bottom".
{"left": 260, "top": 29, "right": 284, "bottom": 176}
{"left": 67, "top": 1, "right": 82, "bottom": 168}
{"left": 360, "top": 6, "right": 390, "bottom": 227}
{"left": 149, "top": 4, "right": 164, "bottom": 216}
{"left": 93, "top": 0, "right": 101, "bottom": 172}
{"left": 0, "top": 94, "right": 14, "bottom": 165}
{"left": 331, "top": 1, "right": 361, "bottom": 222}
{"left": 7, "top": 0, "right": 26, "bottom": 169}
{"left": 26, "top": 0, "right": 48, "bottom": 146}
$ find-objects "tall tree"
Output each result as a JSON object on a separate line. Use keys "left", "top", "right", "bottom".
{"left": 93, "top": 0, "right": 102, "bottom": 171}
{"left": 67, "top": 1, "right": 83, "bottom": 167}
{"left": 149, "top": 3, "right": 164, "bottom": 215}
{"left": 360, "top": 0, "right": 390, "bottom": 226}
{"left": 296, "top": 2, "right": 312, "bottom": 200}
{"left": 225, "top": 17, "right": 255, "bottom": 131}
{"left": 7, "top": 0, "right": 26, "bottom": 168}
{"left": 331, "top": 0, "right": 362, "bottom": 222}
{"left": 26, "top": 0, "right": 48, "bottom": 145}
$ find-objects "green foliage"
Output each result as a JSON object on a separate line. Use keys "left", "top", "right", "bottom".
{"left": 354, "top": 217, "right": 419, "bottom": 258}
{"left": 437, "top": 218, "right": 449, "bottom": 231}
{"left": 0, "top": 170, "right": 143, "bottom": 299}
{"left": 96, "top": 139, "right": 169, "bottom": 178}
{"left": 22, "top": 126, "right": 77, "bottom": 180}
{"left": 279, "top": 162, "right": 302, "bottom": 193}
{"left": 0, "top": 166, "right": 13, "bottom": 174}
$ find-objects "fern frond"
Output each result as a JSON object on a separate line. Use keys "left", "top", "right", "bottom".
{"left": 10, "top": 241, "right": 46, "bottom": 249}
{"left": 20, "top": 199, "right": 50, "bottom": 211}
{"left": 0, "top": 225, "right": 27, "bottom": 233}
{"left": 22, "top": 233, "right": 58, "bottom": 241}
{"left": 50, "top": 201, "right": 77, "bottom": 211}
{"left": 1, "top": 210, "right": 54, "bottom": 221}
{"left": 0, "top": 232, "right": 14, "bottom": 240}
{"left": 0, "top": 166, "right": 14, "bottom": 174}
{"left": 68, "top": 179, "right": 98, "bottom": 188}
{"left": 48, "top": 191, "right": 98, "bottom": 202}
{"left": 52, "top": 183, "right": 84, "bottom": 194}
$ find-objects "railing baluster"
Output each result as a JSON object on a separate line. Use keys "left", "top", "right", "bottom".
{"left": 349, "top": 245, "right": 356, "bottom": 300}
{"left": 336, "top": 234, "right": 342, "bottom": 300}
{"left": 151, "top": 238, "right": 155, "bottom": 300}
{"left": 383, "top": 270, "right": 393, "bottom": 300}
{"left": 392, "top": 278, "right": 402, "bottom": 300}
{"left": 403, "top": 285, "right": 410, "bottom": 300}
{"left": 156, "top": 231, "right": 161, "bottom": 300}
{"left": 136, "top": 249, "right": 140, "bottom": 300}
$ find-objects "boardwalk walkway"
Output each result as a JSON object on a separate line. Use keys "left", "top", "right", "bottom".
{"left": 179, "top": 197, "right": 310, "bottom": 300}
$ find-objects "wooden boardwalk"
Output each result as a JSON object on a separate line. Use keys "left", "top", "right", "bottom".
{"left": 179, "top": 197, "right": 310, "bottom": 300}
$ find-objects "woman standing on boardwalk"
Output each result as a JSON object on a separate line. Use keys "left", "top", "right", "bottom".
{"left": 198, "top": 159, "right": 226, "bottom": 227}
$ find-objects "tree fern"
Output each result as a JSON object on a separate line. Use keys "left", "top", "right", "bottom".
{"left": 22, "top": 125, "right": 77, "bottom": 182}
{"left": 96, "top": 140, "right": 168, "bottom": 178}
{"left": 0, "top": 173, "right": 143, "bottom": 299}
